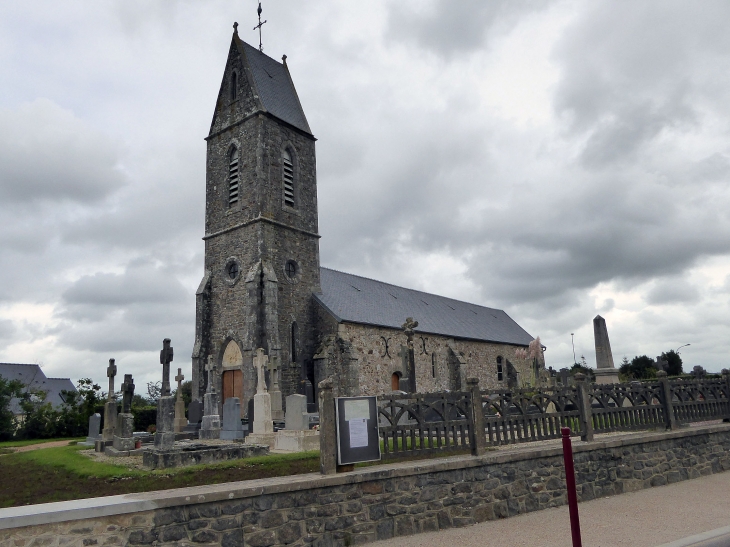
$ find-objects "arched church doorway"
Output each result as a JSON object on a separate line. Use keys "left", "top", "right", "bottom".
{"left": 391, "top": 372, "right": 401, "bottom": 391}
{"left": 221, "top": 340, "right": 244, "bottom": 413}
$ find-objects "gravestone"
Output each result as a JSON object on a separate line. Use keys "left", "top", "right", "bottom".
{"left": 269, "top": 356, "right": 284, "bottom": 421}
{"left": 220, "top": 397, "right": 244, "bottom": 440}
{"left": 593, "top": 315, "right": 620, "bottom": 384}
{"left": 173, "top": 368, "right": 187, "bottom": 433}
{"left": 655, "top": 356, "right": 669, "bottom": 373}
{"left": 112, "top": 374, "right": 136, "bottom": 451}
{"left": 200, "top": 356, "right": 221, "bottom": 439}
{"left": 84, "top": 413, "right": 102, "bottom": 445}
{"left": 304, "top": 379, "right": 316, "bottom": 413}
{"left": 691, "top": 365, "right": 707, "bottom": 379}
{"left": 246, "top": 348, "right": 276, "bottom": 448}
{"left": 185, "top": 400, "right": 203, "bottom": 433}
{"left": 154, "top": 338, "right": 176, "bottom": 450}
{"left": 285, "top": 394, "right": 308, "bottom": 430}
{"left": 102, "top": 358, "right": 118, "bottom": 442}
{"left": 559, "top": 368, "right": 571, "bottom": 387}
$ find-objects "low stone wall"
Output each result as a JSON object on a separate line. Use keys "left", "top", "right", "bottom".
{"left": 2, "top": 424, "right": 729, "bottom": 547}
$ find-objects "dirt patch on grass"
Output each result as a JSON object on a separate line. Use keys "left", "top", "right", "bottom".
{"left": 0, "top": 454, "right": 320, "bottom": 508}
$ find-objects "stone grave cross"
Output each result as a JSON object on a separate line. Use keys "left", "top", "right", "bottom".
{"left": 254, "top": 348, "right": 268, "bottom": 394}
{"left": 121, "top": 374, "right": 135, "bottom": 414}
{"left": 205, "top": 356, "right": 217, "bottom": 394}
{"left": 175, "top": 368, "right": 184, "bottom": 400}
{"left": 159, "top": 338, "right": 174, "bottom": 396}
{"left": 106, "top": 358, "right": 117, "bottom": 400}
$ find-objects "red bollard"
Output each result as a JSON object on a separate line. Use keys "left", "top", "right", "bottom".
{"left": 561, "top": 427, "right": 582, "bottom": 547}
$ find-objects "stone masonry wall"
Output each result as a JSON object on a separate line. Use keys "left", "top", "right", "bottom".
{"left": 3, "top": 425, "right": 729, "bottom": 547}
{"left": 334, "top": 323, "right": 536, "bottom": 396}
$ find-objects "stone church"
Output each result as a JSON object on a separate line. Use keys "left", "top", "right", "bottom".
{"left": 191, "top": 29, "right": 542, "bottom": 417}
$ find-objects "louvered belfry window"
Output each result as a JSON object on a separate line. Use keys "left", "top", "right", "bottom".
{"left": 229, "top": 147, "right": 240, "bottom": 206}
{"left": 282, "top": 149, "right": 295, "bottom": 207}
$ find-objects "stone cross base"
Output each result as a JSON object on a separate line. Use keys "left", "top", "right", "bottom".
{"left": 273, "top": 430, "right": 320, "bottom": 452}
{"left": 199, "top": 415, "right": 221, "bottom": 440}
{"left": 245, "top": 432, "right": 276, "bottom": 449}
{"left": 174, "top": 398, "right": 187, "bottom": 433}
{"left": 112, "top": 413, "right": 135, "bottom": 451}
{"left": 270, "top": 390, "right": 284, "bottom": 421}
{"left": 594, "top": 368, "right": 620, "bottom": 385}
{"left": 253, "top": 393, "right": 273, "bottom": 434}
{"left": 102, "top": 400, "right": 118, "bottom": 442}
{"left": 154, "top": 396, "right": 176, "bottom": 451}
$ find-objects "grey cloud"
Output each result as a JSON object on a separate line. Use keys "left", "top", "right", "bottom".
{"left": 0, "top": 99, "right": 126, "bottom": 204}
{"left": 646, "top": 278, "right": 700, "bottom": 305}
{"left": 385, "top": 0, "right": 554, "bottom": 57}
{"left": 0, "top": 319, "right": 15, "bottom": 342}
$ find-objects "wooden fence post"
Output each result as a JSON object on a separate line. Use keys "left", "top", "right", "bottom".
{"left": 467, "top": 377, "right": 487, "bottom": 456}
{"left": 656, "top": 370, "right": 677, "bottom": 430}
{"left": 574, "top": 373, "right": 594, "bottom": 442}
{"left": 318, "top": 378, "right": 337, "bottom": 475}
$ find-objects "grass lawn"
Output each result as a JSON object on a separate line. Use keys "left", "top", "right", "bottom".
{"left": 0, "top": 445, "right": 320, "bottom": 508}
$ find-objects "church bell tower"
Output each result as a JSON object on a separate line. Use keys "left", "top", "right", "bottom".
{"left": 191, "top": 25, "right": 320, "bottom": 416}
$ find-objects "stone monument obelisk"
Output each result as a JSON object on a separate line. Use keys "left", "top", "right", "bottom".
{"left": 173, "top": 368, "right": 187, "bottom": 433}
{"left": 199, "top": 356, "right": 221, "bottom": 439}
{"left": 269, "top": 355, "right": 284, "bottom": 421}
{"left": 154, "top": 338, "right": 176, "bottom": 450}
{"left": 593, "top": 315, "right": 620, "bottom": 384}
{"left": 112, "top": 374, "right": 136, "bottom": 451}
{"left": 102, "top": 358, "right": 118, "bottom": 442}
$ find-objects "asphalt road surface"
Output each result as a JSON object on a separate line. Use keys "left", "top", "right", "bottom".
{"left": 370, "top": 470, "right": 730, "bottom": 547}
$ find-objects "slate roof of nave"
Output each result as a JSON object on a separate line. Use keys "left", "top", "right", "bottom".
{"left": 238, "top": 39, "right": 312, "bottom": 135}
{"left": 0, "top": 363, "right": 76, "bottom": 414}
{"left": 315, "top": 268, "right": 535, "bottom": 346}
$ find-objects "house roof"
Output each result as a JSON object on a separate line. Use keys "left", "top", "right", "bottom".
{"left": 237, "top": 38, "right": 312, "bottom": 135}
{"left": 315, "top": 268, "right": 535, "bottom": 346}
{"left": 0, "top": 363, "right": 76, "bottom": 414}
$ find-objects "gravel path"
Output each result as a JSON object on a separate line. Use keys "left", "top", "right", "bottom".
{"left": 9, "top": 440, "right": 76, "bottom": 453}
{"left": 369, "top": 470, "right": 730, "bottom": 547}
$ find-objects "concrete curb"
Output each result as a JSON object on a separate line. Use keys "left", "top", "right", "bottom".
{"left": 656, "top": 524, "right": 730, "bottom": 547}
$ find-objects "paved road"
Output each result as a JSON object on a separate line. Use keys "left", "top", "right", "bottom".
{"left": 370, "top": 470, "right": 730, "bottom": 547}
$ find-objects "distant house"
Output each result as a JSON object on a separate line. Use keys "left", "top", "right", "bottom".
{"left": 0, "top": 363, "right": 76, "bottom": 416}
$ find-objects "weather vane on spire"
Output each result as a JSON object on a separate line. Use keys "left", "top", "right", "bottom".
{"left": 253, "top": 1, "right": 267, "bottom": 52}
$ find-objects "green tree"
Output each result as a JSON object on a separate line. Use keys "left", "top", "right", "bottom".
{"left": 0, "top": 376, "right": 24, "bottom": 441}
{"left": 619, "top": 355, "right": 657, "bottom": 380}
{"left": 660, "top": 350, "right": 683, "bottom": 376}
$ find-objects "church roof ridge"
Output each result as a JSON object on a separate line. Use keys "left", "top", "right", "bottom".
{"left": 317, "top": 267, "right": 534, "bottom": 346}
{"left": 319, "top": 266, "right": 505, "bottom": 314}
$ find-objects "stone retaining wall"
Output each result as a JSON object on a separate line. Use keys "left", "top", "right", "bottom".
{"left": 2, "top": 424, "right": 729, "bottom": 547}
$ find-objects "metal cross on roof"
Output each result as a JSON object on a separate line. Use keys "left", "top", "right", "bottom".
{"left": 253, "top": 1, "right": 267, "bottom": 52}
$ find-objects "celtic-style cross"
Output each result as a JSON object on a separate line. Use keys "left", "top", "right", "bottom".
{"left": 160, "top": 338, "right": 174, "bottom": 396}
{"left": 121, "top": 374, "right": 135, "bottom": 414}
{"left": 402, "top": 317, "right": 419, "bottom": 349}
{"left": 175, "top": 368, "right": 184, "bottom": 401}
{"left": 253, "top": 1, "right": 267, "bottom": 52}
{"left": 205, "top": 356, "right": 217, "bottom": 394}
{"left": 106, "top": 358, "right": 117, "bottom": 400}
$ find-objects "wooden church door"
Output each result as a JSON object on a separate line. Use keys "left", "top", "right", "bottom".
{"left": 222, "top": 369, "right": 242, "bottom": 403}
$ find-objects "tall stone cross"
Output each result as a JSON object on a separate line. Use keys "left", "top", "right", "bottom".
{"left": 159, "top": 338, "right": 174, "bottom": 396}
{"left": 121, "top": 374, "right": 135, "bottom": 414}
{"left": 106, "top": 358, "right": 117, "bottom": 400}
{"left": 253, "top": 348, "right": 269, "bottom": 394}
{"left": 402, "top": 317, "right": 419, "bottom": 350}
{"left": 205, "top": 356, "right": 216, "bottom": 394}
{"left": 402, "top": 317, "right": 419, "bottom": 393}
{"left": 175, "top": 368, "right": 184, "bottom": 401}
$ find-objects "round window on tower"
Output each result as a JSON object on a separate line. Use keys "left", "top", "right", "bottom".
{"left": 224, "top": 257, "right": 241, "bottom": 286}
{"left": 284, "top": 259, "right": 301, "bottom": 283}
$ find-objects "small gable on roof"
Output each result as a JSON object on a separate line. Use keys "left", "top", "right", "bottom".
{"left": 209, "top": 34, "right": 312, "bottom": 138}
{"left": 314, "top": 268, "right": 535, "bottom": 346}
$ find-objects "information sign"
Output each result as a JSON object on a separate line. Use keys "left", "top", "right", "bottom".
{"left": 335, "top": 396, "right": 380, "bottom": 465}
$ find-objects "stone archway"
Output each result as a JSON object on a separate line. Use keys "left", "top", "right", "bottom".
{"left": 221, "top": 340, "right": 244, "bottom": 412}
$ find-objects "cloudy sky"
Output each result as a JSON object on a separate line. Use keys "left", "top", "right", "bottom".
{"left": 1, "top": 0, "right": 729, "bottom": 392}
